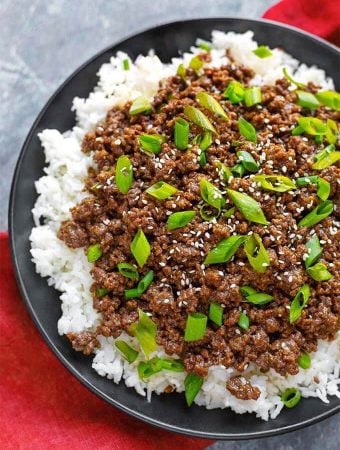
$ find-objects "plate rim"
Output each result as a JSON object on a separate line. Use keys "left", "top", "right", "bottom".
{"left": 8, "top": 17, "right": 340, "bottom": 440}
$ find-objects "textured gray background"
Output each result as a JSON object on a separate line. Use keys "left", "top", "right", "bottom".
{"left": 0, "top": 0, "right": 338, "bottom": 448}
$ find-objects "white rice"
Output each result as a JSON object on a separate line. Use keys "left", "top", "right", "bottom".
{"left": 30, "top": 30, "right": 339, "bottom": 420}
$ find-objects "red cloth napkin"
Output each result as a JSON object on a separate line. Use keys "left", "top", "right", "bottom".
{"left": 0, "top": 232, "right": 212, "bottom": 449}
{"left": 263, "top": 0, "right": 340, "bottom": 46}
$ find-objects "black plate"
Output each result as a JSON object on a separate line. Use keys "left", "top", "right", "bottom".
{"left": 9, "top": 18, "right": 340, "bottom": 440}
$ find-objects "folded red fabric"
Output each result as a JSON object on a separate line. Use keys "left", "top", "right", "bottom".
{"left": 0, "top": 232, "right": 212, "bottom": 449}
{"left": 263, "top": 0, "right": 340, "bottom": 46}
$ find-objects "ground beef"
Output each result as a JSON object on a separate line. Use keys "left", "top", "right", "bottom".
{"left": 59, "top": 57, "right": 340, "bottom": 399}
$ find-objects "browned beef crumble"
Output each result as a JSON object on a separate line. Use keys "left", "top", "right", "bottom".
{"left": 58, "top": 59, "right": 340, "bottom": 401}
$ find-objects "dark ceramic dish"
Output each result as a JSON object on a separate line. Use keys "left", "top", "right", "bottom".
{"left": 9, "top": 18, "right": 340, "bottom": 440}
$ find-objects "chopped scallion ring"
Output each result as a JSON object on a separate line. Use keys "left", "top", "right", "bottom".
{"left": 244, "top": 233, "right": 270, "bottom": 273}
{"left": 129, "top": 96, "right": 152, "bottom": 115}
{"left": 115, "top": 155, "right": 133, "bottom": 194}
{"left": 244, "top": 292, "right": 274, "bottom": 305}
{"left": 200, "top": 178, "right": 225, "bottom": 211}
{"left": 196, "top": 92, "right": 228, "bottom": 120}
{"left": 223, "top": 80, "right": 245, "bottom": 104}
{"left": 298, "top": 200, "right": 333, "bottom": 228}
{"left": 281, "top": 388, "right": 302, "bottom": 408}
{"left": 130, "top": 229, "right": 151, "bottom": 268}
{"left": 298, "top": 352, "right": 311, "bottom": 369}
{"left": 244, "top": 87, "right": 262, "bottom": 107}
{"left": 204, "top": 235, "right": 246, "bottom": 265}
{"left": 146, "top": 181, "right": 178, "bottom": 200}
{"left": 87, "top": 244, "right": 102, "bottom": 263}
{"left": 189, "top": 55, "right": 204, "bottom": 73}
{"left": 166, "top": 210, "right": 196, "bottom": 231}
{"left": 115, "top": 340, "right": 139, "bottom": 363}
{"left": 237, "top": 312, "right": 250, "bottom": 331}
{"left": 132, "top": 309, "right": 157, "bottom": 357}
{"left": 237, "top": 150, "right": 259, "bottom": 173}
{"left": 96, "top": 287, "right": 109, "bottom": 298}
{"left": 296, "top": 90, "right": 320, "bottom": 109}
{"left": 184, "top": 373, "right": 204, "bottom": 406}
{"left": 209, "top": 302, "right": 223, "bottom": 326}
{"left": 227, "top": 189, "right": 268, "bottom": 225}
{"left": 253, "top": 45, "right": 272, "bottom": 58}
{"left": 184, "top": 105, "right": 216, "bottom": 133}
{"left": 238, "top": 117, "right": 257, "bottom": 143}
{"left": 312, "top": 144, "right": 340, "bottom": 170}
{"left": 254, "top": 174, "right": 296, "bottom": 192}
{"left": 307, "top": 262, "right": 332, "bottom": 281}
{"left": 122, "top": 59, "right": 130, "bottom": 71}
{"left": 174, "top": 117, "right": 189, "bottom": 150}
{"left": 289, "top": 284, "right": 310, "bottom": 323}
{"left": 117, "top": 262, "right": 139, "bottom": 280}
{"left": 305, "top": 235, "right": 322, "bottom": 269}
{"left": 124, "top": 270, "right": 154, "bottom": 298}
{"left": 184, "top": 313, "right": 208, "bottom": 341}
{"left": 316, "top": 90, "right": 340, "bottom": 111}
{"left": 138, "top": 133, "right": 165, "bottom": 154}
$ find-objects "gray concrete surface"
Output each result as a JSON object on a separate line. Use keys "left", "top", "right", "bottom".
{"left": 0, "top": 0, "right": 338, "bottom": 448}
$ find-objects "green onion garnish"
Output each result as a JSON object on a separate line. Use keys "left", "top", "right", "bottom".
{"left": 298, "top": 200, "right": 333, "bottom": 228}
{"left": 96, "top": 287, "right": 109, "bottom": 297}
{"left": 240, "top": 285, "right": 258, "bottom": 297}
{"left": 253, "top": 45, "right": 272, "bottom": 58}
{"left": 200, "top": 178, "right": 225, "bottom": 212}
{"left": 129, "top": 96, "right": 152, "bottom": 115}
{"left": 189, "top": 55, "right": 204, "bottom": 73}
{"left": 117, "top": 262, "right": 139, "bottom": 280}
{"left": 200, "top": 130, "right": 213, "bottom": 151}
{"left": 199, "top": 204, "right": 220, "bottom": 221}
{"left": 115, "top": 340, "right": 139, "bottom": 363}
{"left": 115, "top": 155, "right": 133, "bottom": 194}
{"left": 237, "top": 151, "right": 259, "bottom": 173}
{"left": 122, "top": 59, "right": 130, "bottom": 70}
{"left": 316, "top": 90, "right": 340, "bottom": 111}
{"left": 138, "top": 357, "right": 184, "bottom": 380}
{"left": 125, "top": 270, "right": 154, "bottom": 298}
{"left": 244, "top": 292, "right": 274, "bottom": 305}
{"left": 177, "top": 63, "right": 186, "bottom": 80}
{"left": 296, "top": 175, "right": 319, "bottom": 186}
{"left": 237, "top": 312, "right": 250, "bottom": 331}
{"left": 313, "top": 144, "right": 340, "bottom": 170}
{"left": 138, "top": 134, "right": 165, "bottom": 154}
{"left": 130, "top": 229, "right": 151, "bottom": 268}
{"left": 253, "top": 174, "right": 296, "bottom": 192}
{"left": 305, "top": 235, "right": 322, "bottom": 269}
{"left": 204, "top": 235, "right": 246, "bottom": 265}
{"left": 293, "top": 117, "right": 336, "bottom": 144}
{"left": 198, "top": 40, "right": 212, "bottom": 52}
{"left": 227, "top": 189, "right": 268, "bottom": 225}
{"left": 87, "top": 244, "right": 102, "bottom": 263}
{"left": 184, "top": 105, "right": 216, "bottom": 133}
{"left": 298, "top": 352, "right": 311, "bottom": 369}
{"left": 238, "top": 117, "right": 257, "bottom": 143}
{"left": 231, "top": 163, "right": 246, "bottom": 178}
{"left": 296, "top": 176, "right": 330, "bottom": 201}
{"left": 307, "top": 262, "right": 332, "bottom": 281}
{"left": 167, "top": 210, "right": 196, "bottom": 231}
{"left": 281, "top": 388, "right": 302, "bottom": 408}
{"left": 244, "top": 233, "right": 270, "bottom": 273}
{"left": 184, "top": 313, "right": 208, "bottom": 341}
{"left": 184, "top": 373, "right": 204, "bottom": 406}
{"left": 296, "top": 90, "right": 320, "bottom": 109}
{"left": 325, "top": 118, "right": 338, "bottom": 144}
{"left": 244, "top": 87, "right": 262, "bottom": 107}
{"left": 133, "top": 309, "right": 157, "bottom": 357}
{"left": 196, "top": 92, "right": 228, "bottom": 120}
{"left": 223, "top": 80, "right": 245, "bottom": 104}
{"left": 289, "top": 284, "right": 310, "bottom": 323}
{"left": 146, "top": 181, "right": 177, "bottom": 200}
{"left": 216, "top": 161, "right": 233, "bottom": 183}
{"left": 199, "top": 151, "right": 207, "bottom": 167}
{"left": 209, "top": 302, "right": 223, "bottom": 326}
{"left": 282, "top": 68, "right": 306, "bottom": 88}
{"left": 174, "top": 117, "right": 189, "bottom": 150}
{"left": 224, "top": 207, "right": 235, "bottom": 218}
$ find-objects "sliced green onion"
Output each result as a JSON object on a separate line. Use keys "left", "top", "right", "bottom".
{"left": 198, "top": 40, "right": 212, "bottom": 52}
{"left": 237, "top": 151, "right": 259, "bottom": 172}
{"left": 316, "top": 178, "right": 331, "bottom": 201}
{"left": 133, "top": 309, "right": 157, "bottom": 357}
{"left": 313, "top": 144, "right": 340, "bottom": 170}
{"left": 231, "top": 163, "right": 246, "bottom": 178}
{"left": 224, "top": 207, "right": 235, "bottom": 218}
{"left": 184, "top": 105, "right": 216, "bottom": 133}
{"left": 305, "top": 235, "right": 322, "bottom": 269}
{"left": 129, "top": 96, "right": 152, "bottom": 115}
{"left": 184, "top": 313, "right": 207, "bottom": 342}
{"left": 200, "top": 178, "right": 225, "bottom": 211}
{"left": 196, "top": 92, "right": 228, "bottom": 120}
{"left": 146, "top": 181, "right": 177, "bottom": 200}
{"left": 244, "top": 87, "right": 262, "bottom": 107}
{"left": 298, "top": 352, "right": 311, "bottom": 369}
{"left": 298, "top": 200, "right": 333, "bottom": 228}
{"left": 199, "top": 131, "right": 213, "bottom": 151}
{"left": 253, "top": 45, "right": 272, "bottom": 58}
{"left": 125, "top": 270, "right": 154, "bottom": 298}
{"left": 254, "top": 174, "right": 296, "bottom": 192}
{"left": 316, "top": 90, "right": 340, "bottom": 111}
{"left": 209, "top": 302, "right": 223, "bottom": 326}
{"left": 96, "top": 287, "right": 109, "bottom": 297}
{"left": 238, "top": 117, "right": 257, "bottom": 143}
{"left": 138, "top": 357, "right": 184, "bottom": 380}
{"left": 122, "top": 59, "right": 130, "bottom": 70}
{"left": 216, "top": 161, "right": 233, "bottom": 183}
{"left": 282, "top": 68, "right": 306, "bottom": 88}
{"left": 189, "top": 55, "right": 204, "bottom": 72}
{"left": 167, "top": 210, "right": 196, "bottom": 231}
{"left": 184, "top": 373, "right": 204, "bottom": 406}
{"left": 289, "top": 284, "right": 310, "bottom": 323}
{"left": 307, "top": 262, "right": 332, "bottom": 281}
{"left": 296, "top": 90, "right": 320, "bottom": 109}
{"left": 159, "top": 358, "right": 185, "bottom": 372}
{"left": 244, "top": 233, "right": 270, "bottom": 273}
{"left": 177, "top": 63, "right": 186, "bottom": 80}
{"left": 117, "top": 262, "right": 139, "bottom": 280}
{"left": 174, "top": 117, "right": 189, "bottom": 150}
{"left": 244, "top": 292, "right": 274, "bottom": 305}
{"left": 227, "top": 189, "right": 268, "bottom": 225}
{"left": 130, "top": 229, "right": 151, "bottom": 267}
{"left": 296, "top": 175, "right": 319, "bottom": 186}
{"left": 115, "top": 340, "right": 139, "bottom": 363}
{"left": 199, "top": 204, "right": 220, "bottom": 221}
{"left": 199, "top": 151, "right": 207, "bottom": 167}
{"left": 223, "top": 80, "right": 245, "bottom": 104}
{"left": 204, "top": 235, "right": 246, "bottom": 265}
{"left": 325, "top": 118, "right": 338, "bottom": 144}
{"left": 240, "top": 286, "right": 258, "bottom": 297}
{"left": 115, "top": 155, "right": 133, "bottom": 194}
{"left": 281, "top": 388, "right": 301, "bottom": 408}
{"left": 237, "top": 312, "right": 250, "bottom": 331}
{"left": 138, "top": 134, "right": 165, "bottom": 154}
{"left": 87, "top": 244, "right": 102, "bottom": 263}
{"left": 294, "top": 117, "right": 328, "bottom": 139}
